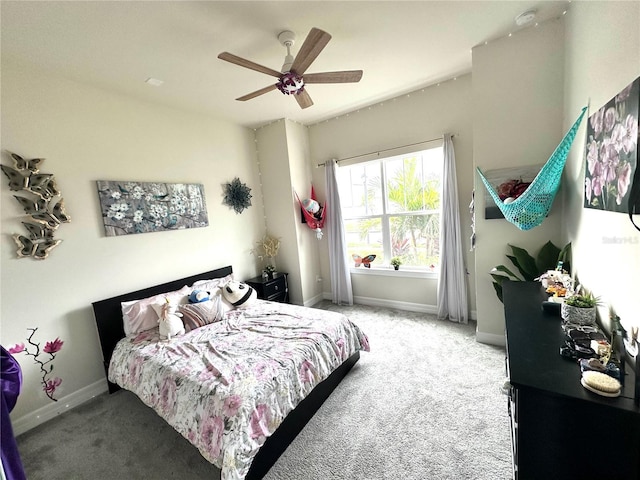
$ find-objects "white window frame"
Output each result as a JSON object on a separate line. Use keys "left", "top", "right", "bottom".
{"left": 338, "top": 145, "right": 443, "bottom": 276}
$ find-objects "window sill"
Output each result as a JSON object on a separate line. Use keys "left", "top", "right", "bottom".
{"left": 349, "top": 267, "right": 438, "bottom": 279}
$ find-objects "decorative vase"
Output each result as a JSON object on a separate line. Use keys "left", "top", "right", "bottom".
{"left": 263, "top": 270, "right": 275, "bottom": 280}
{"left": 393, "top": 265, "right": 399, "bottom": 270}
{"left": 263, "top": 259, "right": 276, "bottom": 280}
{"left": 561, "top": 303, "right": 596, "bottom": 326}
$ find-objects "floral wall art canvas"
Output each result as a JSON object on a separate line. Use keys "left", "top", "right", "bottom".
{"left": 96, "top": 180, "right": 208, "bottom": 236}
{"left": 584, "top": 77, "right": 639, "bottom": 212}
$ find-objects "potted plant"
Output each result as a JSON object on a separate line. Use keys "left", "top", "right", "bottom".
{"left": 390, "top": 257, "right": 402, "bottom": 270}
{"left": 490, "top": 241, "right": 572, "bottom": 303}
{"left": 561, "top": 291, "right": 599, "bottom": 326}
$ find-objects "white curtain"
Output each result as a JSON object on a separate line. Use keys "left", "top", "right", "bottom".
{"left": 437, "top": 134, "right": 468, "bottom": 323}
{"left": 325, "top": 159, "right": 353, "bottom": 305}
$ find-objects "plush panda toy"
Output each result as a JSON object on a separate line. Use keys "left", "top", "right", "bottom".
{"left": 221, "top": 281, "right": 257, "bottom": 308}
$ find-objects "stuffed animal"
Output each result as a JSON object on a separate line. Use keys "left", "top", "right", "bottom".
{"left": 158, "top": 298, "right": 185, "bottom": 340}
{"left": 188, "top": 289, "right": 210, "bottom": 304}
{"left": 221, "top": 281, "right": 257, "bottom": 308}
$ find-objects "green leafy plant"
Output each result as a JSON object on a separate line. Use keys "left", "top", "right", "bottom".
{"left": 565, "top": 292, "right": 598, "bottom": 308}
{"left": 491, "top": 241, "right": 572, "bottom": 303}
{"left": 390, "top": 256, "right": 402, "bottom": 268}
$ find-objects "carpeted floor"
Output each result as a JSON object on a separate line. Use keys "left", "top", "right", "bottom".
{"left": 16, "top": 302, "right": 512, "bottom": 479}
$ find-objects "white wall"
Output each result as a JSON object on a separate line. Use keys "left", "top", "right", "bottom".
{"left": 285, "top": 121, "right": 323, "bottom": 306}
{"left": 563, "top": 1, "right": 640, "bottom": 334}
{"left": 308, "top": 74, "right": 475, "bottom": 314}
{"left": 1, "top": 61, "right": 264, "bottom": 422}
{"left": 472, "top": 19, "right": 565, "bottom": 344}
{"left": 254, "top": 120, "right": 298, "bottom": 299}
{"left": 254, "top": 119, "right": 322, "bottom": 306}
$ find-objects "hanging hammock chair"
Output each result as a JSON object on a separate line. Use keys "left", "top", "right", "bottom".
{"left": 295, "top": 186, "right": 327, "bottom": 239}
{"left": 477, "top": 107, "right": 587, "bottom": 231}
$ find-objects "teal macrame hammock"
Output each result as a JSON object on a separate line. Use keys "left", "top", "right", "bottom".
{"left": 477, "top": 107, "right": 587, "bottom": 231}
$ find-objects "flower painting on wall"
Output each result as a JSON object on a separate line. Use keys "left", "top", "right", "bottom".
{"left": 584, "top": 77, "right": 639, "bottom": 213}
{"left": 96, "top": 180, "right": 208, "bottom": 236}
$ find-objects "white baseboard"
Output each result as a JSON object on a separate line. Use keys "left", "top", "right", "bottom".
{"left": 475, "top": 330, "right": 506, "bottom": 347}
{"left": 304, "top": 293, "right": 324, "bottom": 307}
{"left": 321, "top": 291, "right": 439, "bottom": 313}
{"left": 353, "top": 295, "right": 439, "bottom": 314}
{"left": 322, "top": 292, "right": 478, "bottom": 321}
{"left": 13, "top": 378, "right": 108, "bottom": 436}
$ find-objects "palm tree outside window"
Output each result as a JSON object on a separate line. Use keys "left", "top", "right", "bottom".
{"left": 337, "top": 146, "right": 443, "bottom": 270}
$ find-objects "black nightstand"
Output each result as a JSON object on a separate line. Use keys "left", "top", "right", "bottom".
{"left": 245, "top": 272, "right": 289, "bottom": 303}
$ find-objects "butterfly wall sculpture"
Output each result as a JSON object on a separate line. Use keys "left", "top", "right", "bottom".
{"left": 13, "top": 196, "right": 70, "bottom": 228}
{"left": 353, "top": 254, "right": 376, "bottom": 268}
{"left": 1, "top": 165, "right": 60, "bottom": 200}
{"left": 1, "top": 152, "right": 70, "bottom": 260}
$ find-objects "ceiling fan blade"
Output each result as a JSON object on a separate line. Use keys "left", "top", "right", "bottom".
{"left": 218, "top": 52, "right": 282, "bottom": 78}
{"left": 295, "top": 89, "right": 314, "bottom": 109}
{"left": 236, "top": 84, "right": 278, "bottom": 101}
{"left": 290, "top": 28, "right": 331, "bottom": 75}
{"left": 304, "top": 70, "right": 363, "bottom": 84}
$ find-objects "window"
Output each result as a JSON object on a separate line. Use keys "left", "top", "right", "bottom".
{"left": 337, "top": 146, "right": 443, "bottom": 270}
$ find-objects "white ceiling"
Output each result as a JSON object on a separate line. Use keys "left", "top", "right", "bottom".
{"left": 1, "top": 1, "right": 569, "bottom": 129}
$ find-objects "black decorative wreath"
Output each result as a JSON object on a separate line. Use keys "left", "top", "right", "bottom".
{"left": 222, "top": 177, "right": 252, "bottom": 214}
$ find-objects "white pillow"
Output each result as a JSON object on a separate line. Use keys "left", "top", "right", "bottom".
{"left": 121, "top": 285, "right": 190, "bottom": 336}
{"left": 191, "top": 274, "right": 234, "bottom": 293}
{"left": 206, "top": 287, "right": 235, "bottom": 312}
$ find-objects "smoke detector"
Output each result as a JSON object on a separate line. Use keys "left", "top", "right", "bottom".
{"left": 515, "top": 9, "right": 537, "bottom": 26}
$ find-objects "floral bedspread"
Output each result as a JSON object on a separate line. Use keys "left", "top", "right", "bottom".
{"left": 108, "top": 300, "right": 369, "bottom": 480}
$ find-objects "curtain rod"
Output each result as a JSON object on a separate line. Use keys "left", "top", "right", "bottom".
{"left": 316, "top": 135, "right": 454, "bottom": 167}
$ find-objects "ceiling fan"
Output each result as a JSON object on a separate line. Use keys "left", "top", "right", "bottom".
{"left": 218, "top": 27, "right": 363, "bottom": 109}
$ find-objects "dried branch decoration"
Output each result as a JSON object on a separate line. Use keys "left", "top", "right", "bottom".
{"left": 257, "top": 234, "right": 280, "bottom": 259}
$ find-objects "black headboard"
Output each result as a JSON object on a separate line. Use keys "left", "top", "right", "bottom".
{"left": 91, "top": 265, "right": 233, "bottom": 393}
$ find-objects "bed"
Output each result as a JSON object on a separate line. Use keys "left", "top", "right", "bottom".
{"left": 92, "top": 265, "right": 368, "bottom": 480}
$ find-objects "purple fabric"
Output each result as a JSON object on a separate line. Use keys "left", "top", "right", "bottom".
{"left": 1, "top": 345, "right": 26, "bottom": 480}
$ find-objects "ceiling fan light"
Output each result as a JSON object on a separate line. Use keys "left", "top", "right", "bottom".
{"left": 277, "top": 72, "right": 305, "bottom": 95}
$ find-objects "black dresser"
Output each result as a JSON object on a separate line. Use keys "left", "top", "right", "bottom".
{"left": 245, "top": 272, "right": 289, "bottom": 303}
{"left": 503, "top": 281, "right": 639, "bottom": 480}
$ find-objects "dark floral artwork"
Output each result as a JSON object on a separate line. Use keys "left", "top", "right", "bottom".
{"left": 96, "top": 180, "right": 208, "bottom": 236}
{"left": 584, "top": 77, "right": 639, "bottom": 212}
{"left": 9, "top": 328, "right": 64, "bottom": 401}
{"left": 222, "top": 177, "right": 252, "bottom": 214}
